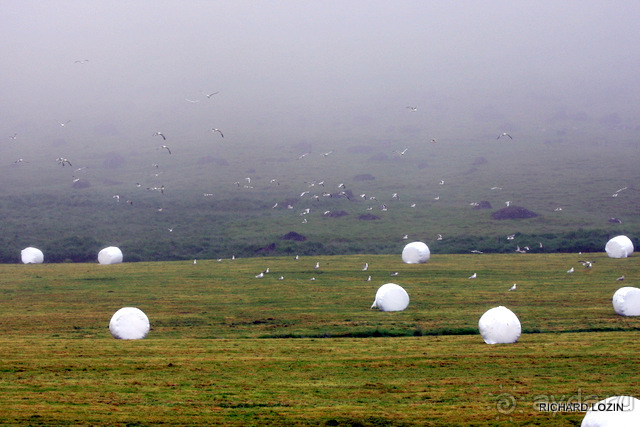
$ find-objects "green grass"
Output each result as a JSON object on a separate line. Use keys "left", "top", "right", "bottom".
{"left": 0, "top": 129, "right": 638, "bottom": 262}
{"left": 0, "top": 253, "right": 638, "bottom": 425}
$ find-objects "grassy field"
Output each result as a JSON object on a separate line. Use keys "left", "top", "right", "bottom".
{"left": 0, "top": 253, "right": 638, "bottom": 425}
{"left": 1, "top": 123, "right": 639, "bottom": 262}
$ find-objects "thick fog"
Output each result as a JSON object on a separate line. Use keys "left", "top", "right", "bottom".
{"left": 3, "top": 0, "right": 640, "bottom": 155}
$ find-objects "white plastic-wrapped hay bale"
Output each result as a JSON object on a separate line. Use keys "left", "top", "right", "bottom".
{"left": 478, "top": 306, "right": 521, "bottom": 344}
{"left": 612, "top": 287, "right": 640, "bottom": 316}
{"left": 581, "top": 395, "right": 640, "bottom": 427}
{"left": 370, "top": 283, "right": 410, "bottom": 312}
{"left": 109, "top": 307, "right": 150, "bottom": 340}
{"left": 98, "top": 246, "right": 123, "bottom": 265}
{"left": 21, "top": 247, "right": 44, "bottom": 264}
{"left": 605, "top": 235, "right": 634, "bottom": 258}
{"left": 401, "top": 241, "right": 430, "bottom": 264}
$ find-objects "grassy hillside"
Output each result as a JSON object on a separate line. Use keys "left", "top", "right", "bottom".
{"left": 0, "top": 253, "right": 638, "bottom": 425}
{"left": 1, "top": 130, "right": 638, "bottom": 262}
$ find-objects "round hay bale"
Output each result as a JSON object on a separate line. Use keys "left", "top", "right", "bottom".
{"left": 109, "top": 307, "right": 150, "bottom": 340}
{"left": 612, "top": 287, "right": 640, "bottom": 316}
{"left": 370, "top": 283, "right": 409, "bottom": 312}
{"left": 605, "top": 235, "right": 634, "bottom": 258}
{"left": 581, "top": 396, "right": 640, "bottom": 426}
{"left": 478, "top": 306, "right": 521, "bottom": 344}
{"left": 401, "top": 241, "right": 430, "bottom": 264}
{"left": 98, "top": 246, "right": 123, "bottom": 265}
{"left": 21, "top": 247, "right": 44, "bottom": 264}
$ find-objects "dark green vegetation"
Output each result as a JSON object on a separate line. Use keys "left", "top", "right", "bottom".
{"left": 0, "top": 253, "right": 638, "bottom": 425}
{"left": 1, "top": 123, "right": 638, "bottom": 262}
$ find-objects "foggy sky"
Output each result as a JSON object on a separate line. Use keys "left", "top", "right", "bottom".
{"left": 2, "top": 0, "right": 640, "bottom": 154}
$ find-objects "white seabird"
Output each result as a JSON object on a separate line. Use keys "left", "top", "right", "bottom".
{"left": 159, "top": 145, "right": 171, "bottom": 154}
{"left": 497, "top": 132, "right": 513, "bottom": 140}
{"left": 509, "top": 283, "right": 517, "bottom": 291}
{"left": 469, "top": 273, "right": 477, "bottom": 279}
{"left": 153, "top": 131, "right": 166, "bottom": 140}
{"left": 211, "top": 128, "right": 224, "bottom": 138}
{"left": 56, "top": 157, "right": 72, "bottom": 167}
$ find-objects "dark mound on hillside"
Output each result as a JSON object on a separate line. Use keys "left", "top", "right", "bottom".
{"left": 369, "top": 153, "right": 389, "bottom": 162}
{"left": 255, "top": 243, "right": 276, "bottom": 254}
{"left": 347, "top": 145, "right": 374, "bottom": 154}
{"left": 472, "top": 157, "right": 488, "bottom": 166}
{"left": 491, "top": 206, "right": 539, "bottom": 220}
{"left": 358, "top": 213, "right": 380, "bottom": 221}
{"left": 103, "top": 152, "right": 126, "bottom": 169}
{"left": 281, "top": 231, "right": 307, "bottom": 241}
{"left": 473, "top": 201, "right": 492, "bottom": 209}
{"left": 353, "top": 174, "right": 375, "bottom": 182}
{"left": 197, "top": 155, "right": 229, "bottom": 166}
{"left": 72, "top": 179, "right": 91, "bottom": 189}
{"left": 326, "top": 210, "right": 349, "bottom": 218}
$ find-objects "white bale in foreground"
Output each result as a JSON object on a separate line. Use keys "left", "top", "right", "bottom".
{"left": 401, "top": 241, "right": 430, "bottom": 264}
{"left": 109, "top": 307, "right": 150, "bottom": 340}
{"left": 98, "top": 246, "right": 123, "bottom": 265}
{"left": 370, "top": 283, "right": 410, "bottom": 312}
{"left": 581, "top": 395, "right": 640, "bottom": 427}
{"left": 612, "top": 287, "right": 640, "bottom": 316}
{"left": 21, "top": 247, "right": 44, "bottom": 264}
{"left": 605, "top": 235, "right": 634, "bottom": 258}
{"left": 478, "top": 306, "right": 521, "bottom": 344}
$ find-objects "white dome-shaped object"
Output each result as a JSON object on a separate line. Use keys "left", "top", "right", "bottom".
{"left": 612, "top": 287, "right": 640, "bottom": 316}
{"left": 605, "top": 235, "right": 634, "bottom": 258}
{"left": 98, "top": 246, "right": 123, "bottom": 265}
{"left": 109, "top": 307, "right": 150, "bottom": 340}
{"left": 370, "top": 283, "right": 410, "bottom": 312}
{"left": 478, "top": 306, "right": 521, "bottom": 344}
{"left": 21, "top": 247, "right": 44, "bottom": 264}
{"left": 581, "top": 395, "right": 640, "bottom": 427}
{"left": 401, "top": 241, "right": 430, "bottom": 264}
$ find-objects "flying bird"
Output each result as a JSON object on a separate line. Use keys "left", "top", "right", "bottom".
{"left": 406, "top": 106, "right": 417, "bottom": 112}
{"left": 56, "top": 157, "right": 72, "bottom": 167}
{"left": 59, "top": 120, "right": 71, "bottom": 127}
{"left": 211, "top": 128, "right": 224, "bottom": 138}
{"left": 74, "top": 59, "right": 89, "bottom": 64}
{"left": 9, "top": 133, "right": 17, "bottom": 140}
{"left": 153, "top": 131, "right": 166, "bottom": 140}
{"left": 159, "top": 145, "right": 171, "bottom": 154}
{"left": 203, "top": 91, "right": 220, "bottom": 98}
{"left": 497, "top": 132, "right": 513, "bottom": 140}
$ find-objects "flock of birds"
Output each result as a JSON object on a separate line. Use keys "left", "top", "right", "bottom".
{"left": 3, "top": 59, "right": 633, "bottom": 265}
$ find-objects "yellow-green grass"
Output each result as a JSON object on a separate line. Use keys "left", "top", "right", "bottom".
{"left": 0, "top": 253, "right": 638, "bottom": 425}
